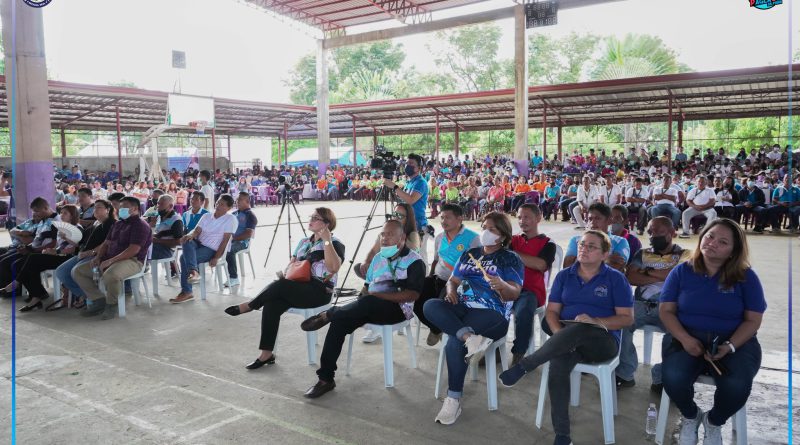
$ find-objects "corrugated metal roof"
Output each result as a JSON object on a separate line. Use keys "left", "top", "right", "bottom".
{"left": 0, "top": 64, "right": 797, "bottom": 139}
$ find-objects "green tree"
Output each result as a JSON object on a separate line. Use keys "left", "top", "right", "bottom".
{"left": 528, "top": 32, "right": 599, "bottom": 85}
{"left": 284, "top": 41, "right": 407, "bottom": 105}
{"left": 429, "top": 23, "right": 512, "bottom": 92}
{"left": 591, "top": 34, "right": 691, "bottom": 81}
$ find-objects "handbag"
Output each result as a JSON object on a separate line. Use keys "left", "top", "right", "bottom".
{"left": 284, "top": 259, "right": 311, "bottom": 282}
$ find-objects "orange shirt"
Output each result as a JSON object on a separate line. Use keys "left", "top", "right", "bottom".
{"left": 316, "top": 178, "right": 327, "bottom": 190}
{"left": 503, "top": 182, "right": 512, "bottom": 197}
{"left": 532, "top": 181, "right": 548, "bottom": 194}
{"left": 514, "top": 184, "right": 531, "bottom": 194}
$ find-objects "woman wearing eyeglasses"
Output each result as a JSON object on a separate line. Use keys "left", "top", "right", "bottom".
{"left": 355, "top": 202, "right": 420, "bottom": 343}
{"left": 498, "top": 230, "right": 634, "bottom": 445}
{"left": 224, "top": 207, "right": 345, "bottom": 370}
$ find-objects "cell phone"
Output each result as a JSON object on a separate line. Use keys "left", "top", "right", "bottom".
{"left": 710, "top": 336, "right": 720, "bottom": 356}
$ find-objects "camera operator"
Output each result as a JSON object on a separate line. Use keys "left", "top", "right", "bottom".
{"left": 383, "top": 153, "right": 431, "bottom": 264}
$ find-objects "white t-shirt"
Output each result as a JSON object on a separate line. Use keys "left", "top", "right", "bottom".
{"left": 687, "top": 187, "right": 715, "bottom": 207}
{"left": 576, "top": 185, "right": 599, "bottom": 206}
{"left": 716, "top": 189, "right": 735, "bottom": 207}
{"left": 625, "top": 186, "right": 648, "bottom": 205}
{"left": 196, "top": 212, "right": 238, "bottom": 252}
{"left": 201, "top": 184, "right": 216, "bottom": 213}
{"left": 652, "top": 186, "right": 679, "bottom": 206}
{"left": 598, "top": 184, "right": 622, "bottom": 206}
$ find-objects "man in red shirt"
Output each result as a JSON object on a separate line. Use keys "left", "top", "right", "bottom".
{"left": 509, "top": 204, "right": 557, "bottom": 365}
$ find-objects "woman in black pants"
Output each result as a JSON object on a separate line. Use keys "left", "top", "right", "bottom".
{"left": 498, "top": 230, "right": 634, "bottom": 445}
{"left": 225, "top": 207, "right": 344, "bottom": 369}
{"left": 18, "top": 204, "right": 83, "bottom": 312}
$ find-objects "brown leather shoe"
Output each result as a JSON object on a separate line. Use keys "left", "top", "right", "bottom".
{"left": 169, "top": 293, "right": 194, "bottom": 304}
{"left": 300, "top": 312, "right": 329, "bottom": 331}
{"left": 304, "top": 380, "right": 335, "bottom": 399}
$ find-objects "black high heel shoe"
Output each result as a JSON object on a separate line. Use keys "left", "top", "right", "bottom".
{"left": 245, "top": 354, "right": 276, "bottom": 369}
{"left": 19, "top": 301, "right": 43, "bottom": 312}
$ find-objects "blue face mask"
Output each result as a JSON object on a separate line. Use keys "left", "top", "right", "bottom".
{"left": 118, "top": 207, "right": 130, "bottom": 220}
{"left": 404, "top": 164, "right": 416, "bottom": 177}
{"left": 379, "top": 245, "right": 400, "bottom": 258}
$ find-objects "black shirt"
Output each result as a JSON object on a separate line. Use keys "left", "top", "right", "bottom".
{"left": 80, "top": 218, "right": 115, "bottom": 252}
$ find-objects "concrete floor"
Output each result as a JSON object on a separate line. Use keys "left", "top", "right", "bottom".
{"left": 1, "top": 200, "right": 797, "bottom": 444}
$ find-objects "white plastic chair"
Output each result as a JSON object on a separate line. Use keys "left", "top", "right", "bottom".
{"left": 642, "top": 324, "right": 664, "bottom": 365}
{"left": 345, "top": 319, "right": 417, "bottom": 388}
{"left": 655, "top": 374, "right": 748, "bottom": 445}
{"left": 434, "top": 334, "right": 509, "bottom": 411}
{"left": 99, "top": 248, "right": 152, "bottom": 318}
{"left": 198, "top": 258, "right": 228, "bottom": 301}
{"left": 275, "top": 303, "right": 332, "bottom": 366}
{"left": 527, "top": 244, "right": 564, "bottom": 354}
{"left": 150, "top": 249, "right": 179, "bottom": 298}
{"left": 236, "top": 242, "right": 256, "bottom": 278}
{"left": 535, "top": 332, "right": 623, "bottom": 444}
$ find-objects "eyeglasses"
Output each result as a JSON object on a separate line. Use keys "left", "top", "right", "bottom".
{"left": 390, "top": 212, "right": 406, "bottom": 220}
{"left": 309, "top": 215, "right": 327, "bottom": 223}
{"left": 577, "top": 241, "right": 602, "bottom": 252}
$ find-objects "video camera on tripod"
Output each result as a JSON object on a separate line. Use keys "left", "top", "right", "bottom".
{"left": 370, "top": 145, "right": 399, "bottom": 179}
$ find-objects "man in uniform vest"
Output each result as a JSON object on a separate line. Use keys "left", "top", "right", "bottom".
{"left": 414, "top": 203, "right": 480, "bottom": 347}
{"left": 509, "top": 204, "right": 557, "bottom": 365}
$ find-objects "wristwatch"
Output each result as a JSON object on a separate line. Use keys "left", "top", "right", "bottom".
{"left": 323, "top": 240, "right": 331, "bottom": 247}
{"left": 723, "top": 340, "right": 736, "bottom": 354}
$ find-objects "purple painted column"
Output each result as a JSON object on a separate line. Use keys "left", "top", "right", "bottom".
{"left": 2, "top": 1, "right": 54, "bottom": 217}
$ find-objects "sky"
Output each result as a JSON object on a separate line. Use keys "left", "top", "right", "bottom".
{"left": 33, "top": 0, "right": 800, "bottom": 104}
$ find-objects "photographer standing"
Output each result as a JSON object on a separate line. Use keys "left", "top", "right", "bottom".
{"left": 384, "top": 153, "right": 431, "bottom": 264}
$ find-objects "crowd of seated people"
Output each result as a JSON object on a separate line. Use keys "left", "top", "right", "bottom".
{"left": 2, "top": 145, "right": 782, "bottom": 445}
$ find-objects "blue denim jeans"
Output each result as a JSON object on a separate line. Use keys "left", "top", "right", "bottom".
{"left": 648, "top": 203, "right": 681, "bottom": 228}
{"left": 423, "top": 300, "right": 509, "bottom": 399}
{"left": 617, "top": 300, "right": 664, "bottom": 384}
{"left": 179, "top": 240, "right": 217, "bottom": 293}
{"left": 151, "top": 243, "right": 174, "bottom": 261}
{"left": 511, "top": 290, "right": 539, "bottom": 354}
{"left": 225, "top": 240, "right": 248, "bottom": 279}
{"left": 661, "top": 330, "right": 761, "bottom": 426}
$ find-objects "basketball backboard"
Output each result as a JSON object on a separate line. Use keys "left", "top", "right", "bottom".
{"left": 167, "top": 94, "right": 215, "bottom": 128}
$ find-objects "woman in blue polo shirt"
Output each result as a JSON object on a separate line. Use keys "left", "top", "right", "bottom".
{"left": 499, "top": 230, "right": 633, "bottom": 445}
{"left": 659, "top": 218, "right": 766, "bottom": 445}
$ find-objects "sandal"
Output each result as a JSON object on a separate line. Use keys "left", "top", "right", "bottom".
{"left": 72, "top": 298, "right": 86, "bottom": 309}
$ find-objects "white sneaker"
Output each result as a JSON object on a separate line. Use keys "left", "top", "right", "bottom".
{"left": 224, "top": 278, "right": 240, "bottom": 288}
{"left": 678, "top": 410, "right": 702, "bottom": 445}
{"left": 434, "top": 397, "right": 462, "bottom": 425}
{"left": 362, "top": 328, "right": 382, "bottom": 343}
{"left": 679, "top": 232, "right": 691, "bottom": 239}
{"left": 701, "top": 411, "right": 723, "bottom": 445}
{"left": 464, "top": 334, "right": 493, "bottom": 364}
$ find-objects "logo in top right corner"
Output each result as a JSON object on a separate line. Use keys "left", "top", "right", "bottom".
{"left": 750, "top": 0, "right": 782, "bottom": 10}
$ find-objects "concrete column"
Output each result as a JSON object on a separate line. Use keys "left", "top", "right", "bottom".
{"left": 513, "top": 4, "right": 529, "bottom": 178}
{"left": 2, "top": 0, "right": 54, "bottom": 218}
{"left": 316, "top": 39, "right": 331, "bottom": 176}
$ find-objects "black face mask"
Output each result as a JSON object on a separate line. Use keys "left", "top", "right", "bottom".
{"left": 650, "top": 235, "right": 670, "bottom": 252}
{"left": 158, "top": 209, "right": 169, "bottom": 218}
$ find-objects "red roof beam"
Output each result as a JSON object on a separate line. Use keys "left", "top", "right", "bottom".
{"left": 61, "top": 99, "right": 120, "bottom": 128}
{"left": 431, "top": 106, "right": 465, "bottom": 130}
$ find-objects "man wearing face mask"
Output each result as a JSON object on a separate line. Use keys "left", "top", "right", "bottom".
{"left": 300, "top": 220, "right": 425, "bottom": 398}
{"left": 150, "top": 194, "right": 184, "bottom": 261}
{"left": 384, "top": 154, "right": 431, "bottom": 264}
{"left": 679, "top": 175, "right": 717, "bottom": 238}
{"left": 609, "top": 205, "right": 642, "bottom": 260}
{"left": 735, "top": 177, "right": 767, "bottom": 233}
{"left": 617, "top": 217, "right": 692, "bottom": 390}
{"left": 647, "top": 174, "right": 681, "bottom": 229}
{"left": 73, "top": 197, "right": 153, "bottom": 320}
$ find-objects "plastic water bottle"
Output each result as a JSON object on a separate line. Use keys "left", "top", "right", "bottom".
{"left": 645, "top": 403, "right": 658, "bottom": 436}
{"left": 92, "top": 266, "right": 101, "bottom": 284}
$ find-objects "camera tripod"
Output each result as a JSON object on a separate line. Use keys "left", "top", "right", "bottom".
{"left": 336, "top": 183, "right": 397, "bottom": 295}
{"left": 263, "top": 185, "right": 307, "bottom": 268}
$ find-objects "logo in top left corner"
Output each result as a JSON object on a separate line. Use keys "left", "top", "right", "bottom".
{"left": 23, "top": 0, "right": 52, "bottom": 8}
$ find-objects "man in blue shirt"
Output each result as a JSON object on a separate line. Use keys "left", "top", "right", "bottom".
{"left": 225, "top": 191, "right": 258, "bottom": 287}
{"left": 182, "top": 191, "right": 210, "bottom": 233}
{"left": 384, "top": 153, "right": 430, "bottom": 261}
{"left": 563, "top": 202, "right": 630, "bottom": 272}
{"left": 66, "top": 165, "right": 82, "bottom": 182}
{"left": 104, "top": 164, "right": 120, "bottom": 184}
{"left": 531, "top": 150, "right": 543, "bottom": 168}
{"left": 766, "top": 174, "right": 800, "bottom": 233}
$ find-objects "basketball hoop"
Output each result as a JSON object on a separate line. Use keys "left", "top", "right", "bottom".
{"left": 189, "top": 120, "right": 209, "bottom": 136}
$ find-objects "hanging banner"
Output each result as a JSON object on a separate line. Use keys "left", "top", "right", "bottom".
{"left": 167, "top": 147, "right": 200, "bottom": 172}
